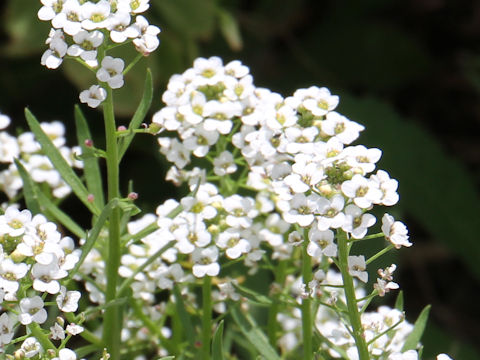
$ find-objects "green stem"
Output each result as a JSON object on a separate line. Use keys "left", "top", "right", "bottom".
{"left": 366, "top": 244, "right": 395, "bottom": 265}
{"left": 337, "top": 230, "right": 370, "bottom": 360}
{"left": 301, "top": 229, "right": 313, "bottom": 360}
{"left": 102, "top": 86, "right": 122, "bottom": 360}
{"left": 267, "top": 260, "right": 286, "bottom": 346}
{"left": 202, "top": 276, "right": 213, "bottom": 360}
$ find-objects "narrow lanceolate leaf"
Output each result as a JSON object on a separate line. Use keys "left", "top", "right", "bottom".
{"left": 172, "top": 284, "right": 196, "bottom": 345}
{"left": 231, "top": 306, "right": 281, "bottom": 360}
{"left": 15, "top": 159, "right": 86, "bottom": 238}
{"left": 395, "top": 291, "right": 404, "bottom": 311}
{"left": 74, "top": 105, "right": 105, "bottom": 209}
{"left": 24, "top": 108, "right": 100, "bottom": 216}
{"left": 233, "top": 283, "right": 273, "bottom": 307}
{"left": 14, "top": 159, "right": 41, "bottom": 214}
{"left": 401, "top": 305, "right": 431, "bottom": 351}
{"left": 217, "top": 8, "right": 243, "bottom": 51}
{"left": 65, "top": 198, "right": 118, "bottom": 283}
{"left": 118, "top": 69, "right": 153, "bottom": 161}
{"left": 212, "top": 320, "right": 225, "bottom": 360}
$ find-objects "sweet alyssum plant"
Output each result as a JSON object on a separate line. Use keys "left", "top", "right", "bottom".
{"left": 0, "top": 1, "right": 455, "bottom": 359}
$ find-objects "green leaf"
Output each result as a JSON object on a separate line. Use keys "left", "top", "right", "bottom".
{"left": 402, "top": 305, "right": 431, "bottom": 352}
{"left": 234, "top": 284, "right": 273, "bottom": 307}
{"left": 15, "top": 159, "right": 86, "bottom": 238}
{"left": 24, "top": 108, "right": 100, "bottom": 216}
{"left": 75, "top": 105, "right": 105, "bottom": 209}
{"left": 394, "top": 291, "right": 404, "bottom": 311}
{"left": 217, "top": 8, "right": 243, "bottom": 51}
{"left": 118, "top": 69, "right": 154, "bottom": 161}
{"left": 212, "top": 320, "right": 225, "bottom": 360}
{"left": 172, "top": 284, "right": 196, "bottom": 346}
{"left": 65, "top": 198, "right": 118, "bottom": 283}
{"left": 230, "top": 306, "right": 281, "bottom": 360}
{"left": 14, "top": 159, "right": 41, "bottom": 214}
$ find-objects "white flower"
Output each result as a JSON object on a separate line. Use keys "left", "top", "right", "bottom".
{"left": 223, "top": 195, "right": 258, "bottom": 228}
{"left": 79, "top": 85, "right": 107, "bottom": 108}
{"left": 437, "top": 355, "right": 454, "bottom": 360}
{"left": 0, "top": 258, "right": 29, "bottom": 293}
{"left": 281, "top": 193, "right": 320, "bottom": 227}
{"left": 38, "top": 0, "right": 66, "bottom": 21}
{"left": 0, "top": 313, "right": 14, "bottom": 347}
{"left": 20, "top": 337, "right": 42, "bottom": 358}
{"left": 370, "top": 170, "right": 399, "bottom": 206}
{"left": 56, "top": 286, "right": 81, "bottom": 312}
{"left": 381, "top": 213, "right": 411, "bottom": 249}
{"left": 341, "top": 174, "right": 382, "bottom": 209}
{"left": 344, "top": 145, "right": 382, "bottom": 175}
{"left": 307, "top": 228, "right": 337, "bottom": 258}
{"left": 192, "top": 246, "right": 220, "bottom": 277}
{"left": 388, "top": 350, "right": 418, "bottom": 360}
{"left": 96, "top": 56, "right": 125, "bottom": 89}
{"left": 50, "top": 322, "right": 66, "bottom": 340}
{"left": 216, "top": 228, "right": 251, "bottom": 259}
{"left": 342, "top": 204, "right": 376, "bottom": 239}
{"left": 41, "top": 29, "right": 68, "bottom": 69}
{"left": 321, "top": 111, "right": 364, "bottom": 145}
{"left": 213, "top": 151, "right": 237, "bottom": 176}
{"left": 182, "top": 124, "right": 219, "bottom": 157}
{"left": 132, "top": 15, "right": 161, "bottom": 55}
{"left": 53, "top": 348, "right": 77, "bottom": 360}
{"left": 19, "top": 296, "right": 48, "bottom": 325}
{"left": 67, "top": 30, "right": 104, "bottom": 67}
{"left": 66, "top": 323, "right": 84, "bottom": 335}
{"left": 0, "top": 113, "right": 10, "bottom": 129}
{"left": 81, "top": 0, "right": 112, "bottom": 30}
{"left": 315, "top": 194, "right": 346, "bottom": 231}
{"left": 51, "top": 0, "right": 83, "bottom": 36}
{"left": 298, "top": 86, "right": 339, "bottom": 116}
{"left": 108, "top": 11, "right": 139, "bottom": 43}
{"left": 0, "top": 205, "right": 32, "bottom": 237}
{"left": 348, "top": 255, "right": 368, "bottom": 283}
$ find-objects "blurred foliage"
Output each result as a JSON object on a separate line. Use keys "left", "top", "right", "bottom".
{"left": 1, "top": 0, "right": 480, "bottom": 359}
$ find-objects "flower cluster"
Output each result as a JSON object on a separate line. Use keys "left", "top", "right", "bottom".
{"left": 0, "top": 206, "right": 82, "bottom": 357}
{"left": 37, "top": 0, "right": 160, "bottom": 108}
{"left": 0, "top": 113, "right": 83, "bottom": 201}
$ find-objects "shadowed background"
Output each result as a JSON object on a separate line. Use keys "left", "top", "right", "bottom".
{"left": 1, "top": 1, "right": 479, "bottom": 359}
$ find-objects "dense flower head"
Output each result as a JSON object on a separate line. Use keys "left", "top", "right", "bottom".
{"left": 37, "top": 0, "right": 161, "bottom": 108}
{"left": 0, "top": 205, "right": 82, "bottom": 356}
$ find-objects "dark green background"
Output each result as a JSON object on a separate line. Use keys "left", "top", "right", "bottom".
{"left": 1, "top": 1, "right": 479, "bottom": 359}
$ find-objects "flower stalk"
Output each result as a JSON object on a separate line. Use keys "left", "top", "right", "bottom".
{"left": 102, "top": 86, "right": 122, "bottom": 360}
{"left": 337, "top": 230, "right": 370, "bottom": 360}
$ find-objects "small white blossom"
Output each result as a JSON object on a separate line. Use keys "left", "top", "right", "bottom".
{"left": 56, "top": 286, "right": 81, "bottom": 312}
{"left": 19, "top": 296, "right": 48, "bottom": 325}
{"left": 382, "top": 213, "right": 411, "bottom": 249}
{"left": 348, "top": 255, "right": 368, "bottom": 283}
{"left": 96, "top": 56, "right": 125, "bottom": 89}
{"left": 66, "top": 323, "right": 84, "bottom": 335}
{"left": 79, "top": 85, "right": 107, "bottom": 108}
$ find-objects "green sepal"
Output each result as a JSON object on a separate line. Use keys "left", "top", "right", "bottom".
{"left": 401, "top": 304, "right": 431, "bottom": 352}
{"left": 24, "top": 108, "right": 100, "bottom": 216}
